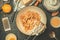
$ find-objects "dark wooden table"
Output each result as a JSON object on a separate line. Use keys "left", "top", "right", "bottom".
{"left": 0, "top": 0, "right": 60, "bottom": 40}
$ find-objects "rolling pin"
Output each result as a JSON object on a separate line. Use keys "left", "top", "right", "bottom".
{"left": 52, "top": 11, "right": 59, "bottom": 16}
{"left": 34, "top": 0, "right": 42, "bottom": 6}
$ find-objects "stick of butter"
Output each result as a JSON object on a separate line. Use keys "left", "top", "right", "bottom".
{"left": 22, "top": 0, "right": 32, "bottom": 5}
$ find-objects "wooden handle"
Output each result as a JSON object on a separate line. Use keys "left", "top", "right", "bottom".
{"left": 52, "top": 11, "right": 59, "bottom": 16}
{"left": 34, "top": 1, "right": 39, "bottom": 6}
{"left": 34, "top": 0, "right": 42, "bottom": 6}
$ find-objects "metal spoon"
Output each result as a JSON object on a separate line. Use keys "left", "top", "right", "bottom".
{"left": 49, "top": 31, "right": 58, "bottom": 40}
{"left": 32, "top": 22, "right": 45, "bottom": 40}
{"left": 25, "top": 22, "right": 44, "bottom": 40}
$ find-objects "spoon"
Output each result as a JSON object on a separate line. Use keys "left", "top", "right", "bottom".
{"left": 25, "top": 22, "right": 44, "bottom": 40}
{"left": 49, "top": 31, "right": 58, "bottom": 40}
{"left": 26, "top": 22, "right": 45, "bottom": 40}
{"left": 34, "top": 0, "right": 42, "bottom": 6}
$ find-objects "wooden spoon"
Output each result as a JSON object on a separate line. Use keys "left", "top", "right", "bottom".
{"left": 34, "top": 0, "right": 42, "bottom": 6}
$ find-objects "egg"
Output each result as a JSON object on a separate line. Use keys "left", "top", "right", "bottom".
{"left": 2, "top": 4, "right": 12, "bottom": 13}
{"left": 5, "top": 33, "right": 17, "bottom": 40}
{"left": 50, "top": 16, "right": 60, "bottom": 28}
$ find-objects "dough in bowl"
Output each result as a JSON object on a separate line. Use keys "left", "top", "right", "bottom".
{"left": 16, "top": 6, "right": 47, "bottom": 35}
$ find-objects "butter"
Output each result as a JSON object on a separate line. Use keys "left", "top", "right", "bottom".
{"left": 22, "top": 0, "right": 32, "bottom": 5}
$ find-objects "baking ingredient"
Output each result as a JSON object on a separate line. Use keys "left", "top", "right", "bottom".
{"left": 50, "top": 16, "right": 60, "bottom": 28}
{"left": 3, "top": 0, "right": 8, "bottom": 1}
{"left": 22, "top": 0, "right": 32, "bottom": 5}
{"left": 20, "top": 11, "right": 41, "bottom": 32}
{"left": 2, "top": 4, "right": 12, "bottom": 13}
{"left": 5, "top": 33, "right": 17, "bottom": 40}
{"left": 16, "top": 6, "right": 47, "bottom": 35}
{"left": 43, "top": 0, "right": 60, "bottom": 11}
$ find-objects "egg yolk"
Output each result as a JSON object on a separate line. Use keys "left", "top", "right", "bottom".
{"left": 2, "top": 4, "right": 12, "bottom": 13}
{"left": 9, "top": 38, "right": 15, "bottom": 40}
{"left": 51, "top": 17, "right": 60, "bottom": 27}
